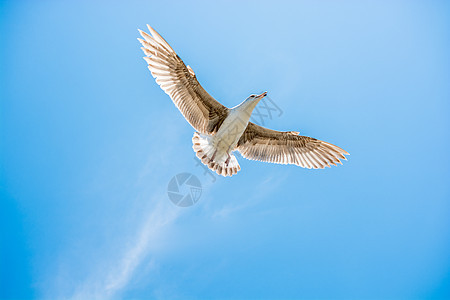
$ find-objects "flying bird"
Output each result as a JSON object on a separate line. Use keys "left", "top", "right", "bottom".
{"left": 138, "top": 25, "right": 349, "bottom": 177}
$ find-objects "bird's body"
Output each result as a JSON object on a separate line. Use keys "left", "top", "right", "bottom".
{"left": 138, "top": 25, "right": 349, "bottom": 177}
{"left": 192, "top": 95, "right": 264, "bottom": 176}
{"left": 216, "top": 96, "right": 263, "bottom": 156}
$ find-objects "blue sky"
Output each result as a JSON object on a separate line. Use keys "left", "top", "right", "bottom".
{"left": 1, "top": 0, "right": 450, "bottom": 299}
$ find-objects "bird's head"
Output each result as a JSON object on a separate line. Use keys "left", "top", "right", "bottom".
{"left": 247, "top": 91, "right": 267, "bottom": 103}
{"left": 236, "top": 91, "right": 268, "bottom": 114}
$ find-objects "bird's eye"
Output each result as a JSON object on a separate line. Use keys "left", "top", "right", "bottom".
{"left": 250, "top": 95, "right": 255, "bottom": 98}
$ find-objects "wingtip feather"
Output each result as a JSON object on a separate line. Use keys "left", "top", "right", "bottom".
{"left": 146, "top": 24, "right": 174, "bottom": 52}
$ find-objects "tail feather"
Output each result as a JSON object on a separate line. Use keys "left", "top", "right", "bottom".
{"left": 192, "top": 132, "right": 241, "bottom": 177}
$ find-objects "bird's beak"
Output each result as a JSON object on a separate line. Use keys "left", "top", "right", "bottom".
{"left": 256, "top": 91, "right": 267, "bottom": 99}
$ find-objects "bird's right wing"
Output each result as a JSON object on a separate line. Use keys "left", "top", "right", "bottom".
{"left": 138, "top": 25, "right": 229, "bottom": 134}
{"left": 237, "top": 122, "right": 349, "bottom": 169}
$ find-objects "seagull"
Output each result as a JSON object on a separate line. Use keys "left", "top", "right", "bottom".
{"left": 138, "top": 25, "right": 349, "bottom": 177}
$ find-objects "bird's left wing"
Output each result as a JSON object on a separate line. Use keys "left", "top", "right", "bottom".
{"left": 138, "top": 25, "right": 229, "bottom": 134}
{"left": 237, "top": 122, "right": 349, "bottom": 169}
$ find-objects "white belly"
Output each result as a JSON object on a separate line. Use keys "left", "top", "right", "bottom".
{"left": 212, "top": 109, "right": 252, "bottom": 159}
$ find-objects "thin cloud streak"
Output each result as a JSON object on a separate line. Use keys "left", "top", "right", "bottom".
{"left": 64, "top": 111, "right": 190, "bottom": 300}
{"left": 105, "top": 202, "right": 180, "bottom": 296}
{"left": 69, "top": 200, "right": 182, "bottom": 300}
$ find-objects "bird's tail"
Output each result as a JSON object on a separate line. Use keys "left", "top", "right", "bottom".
{"left": 192, "top": 132, "right": 240, "bottom": 177}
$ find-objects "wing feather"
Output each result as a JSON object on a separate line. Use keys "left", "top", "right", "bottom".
{"left": 237, "top": 122, "right": 349, "bottom": 169}
{"left": 138, "top": 26, "right": 228, "bottom": 134}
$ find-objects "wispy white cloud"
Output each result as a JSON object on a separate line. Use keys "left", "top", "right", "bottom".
{"left": 103, "top": 202, "right": 179, "bottom": 297}
{"left": 57, "top": 130, "right": 187, "bottom": 300}
{"left": 69, "top": 200, "right": 181, "bottom": 300}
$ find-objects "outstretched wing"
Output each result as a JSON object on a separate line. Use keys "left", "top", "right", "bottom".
{"left": 138, "top": 25, "right": 229, "bottom": 134}
{"left": 237, "top": 122, "right": 349, "bottom": 169}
